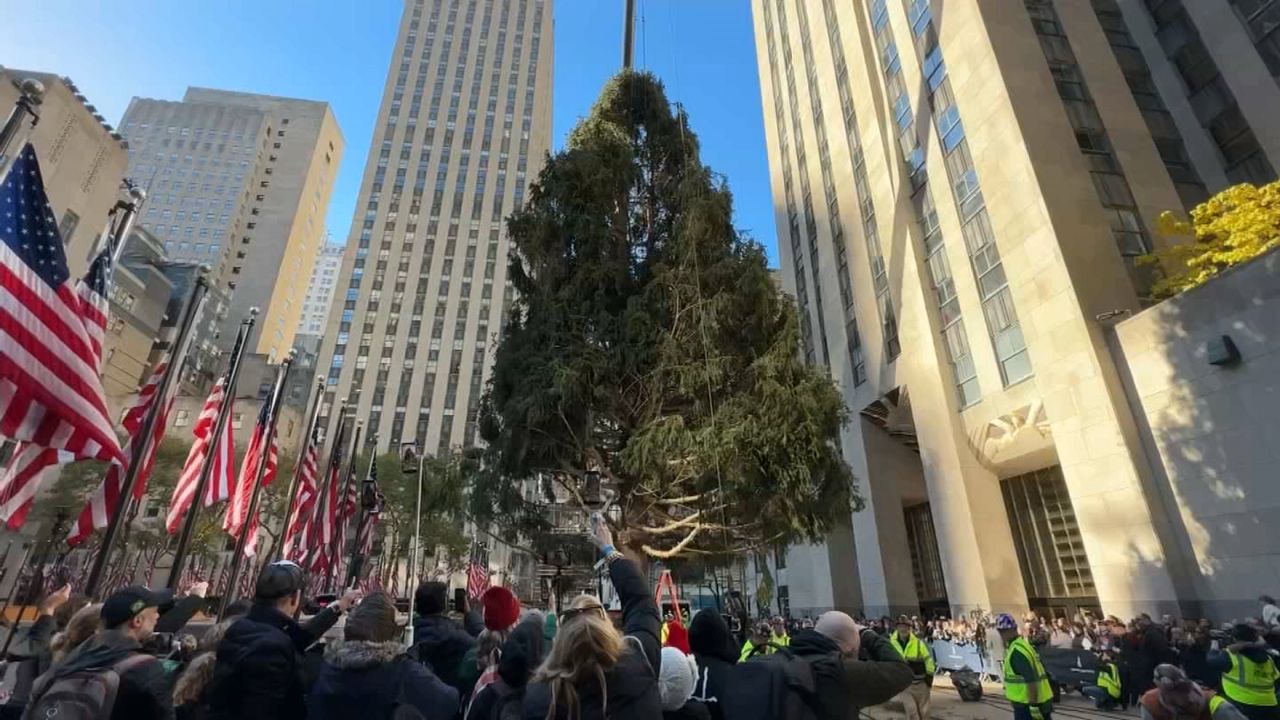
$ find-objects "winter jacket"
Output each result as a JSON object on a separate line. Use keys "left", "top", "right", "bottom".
{"left": 788, "top": 628, "right": 913, "bottom": 720}
{"left": 663, "top": 700, "right": 712, "bottom": 720}
{"left": 412, "top": 610, "right": 483, "bottom": 694}
{"left": 34, "top": 628, "right": 174, "bottom": 720}
{"left": 1139, "top": 688, "right": 1249, "bottom": 720}
{"left": 155, "top": 595, "right": 208, "bottom": 635}
{"left": 307, "top": 638, "right": 459, "bottom": 720}
{"left": 467, "top": 617, "right": 547, "bottom": 720}
{"left": 689, "top": 610, "right": 737, "bottom": 720}
{"left": 522, "top": 556, "right": 662, "bottom": 720}
{"left": 203, "top": 602, "right": 341, "bottom": 720}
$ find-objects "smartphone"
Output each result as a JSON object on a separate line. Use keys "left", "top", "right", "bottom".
{"left": 454, "top": 588, "right": 467, "bottom": 613}
{"left": 589, "top": 512, "right": 604, "bottom": 534}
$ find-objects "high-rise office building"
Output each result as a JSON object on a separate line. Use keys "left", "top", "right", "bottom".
{"left": 317, "top": 0, "right": 553, "bottom": 456}
{"left": 295, "top": 240, "right": 344, "bottom": 354}
{"left": 750, "top": 0, "right": 1279, "bottom": 620}
{"left": 120, "top": 89, "right": 344, "bottom": 361}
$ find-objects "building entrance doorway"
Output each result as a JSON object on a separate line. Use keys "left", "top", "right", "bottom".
{"left": 1001, "top": 465, "right": 1099, "bottom": 617}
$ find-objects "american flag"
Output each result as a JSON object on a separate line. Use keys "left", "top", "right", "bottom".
{"left": 67, "top": 357, "right": 178, "bottom": 545}
{"left": 0, "top": 146, "right": 124, "bottom": 525}
{"left": 356, "top": 461, "right": 383, "bottom": 563}
{"left": 329, "top": 472, "right": 358, "bottom": 575}
{"left": 225, "top": 401, "right": 277, "bottom": 558}
{"left": 282, "top": 428, "right": 319, "bottom": 561}
{"left": 166, "top": 377, "right": 234, "bottom": 534}
{"left": 306, "top": 421, "right": 346, "bottom": 574}
{"left": 467, "top": 542, "right": 490, "bottom": 599}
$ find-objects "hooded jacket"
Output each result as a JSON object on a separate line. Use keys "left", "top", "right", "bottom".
{"left": 37, "top": 628, "right": 173, "bottom": 720}
{"left": 307, "top": 638, "right": 459, "bottom": 720}
{"left": 466, "top": 616, "right": 547, "bottom": 720}
{"left": 788, "top": 628, "right": 913, "bottom": 720}
{"left": 412, "top": 609, "right": 483, "bottom": 694}
{"left": 204, "top": 602, "right": 341, "bottom": 720}
{"left": 689, "top": 610, "right": 737, "bottom": 720}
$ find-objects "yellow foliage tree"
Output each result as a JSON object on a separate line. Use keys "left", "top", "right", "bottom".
{"left": 1143, "top": 181, "right": 1280, "bottom": 298}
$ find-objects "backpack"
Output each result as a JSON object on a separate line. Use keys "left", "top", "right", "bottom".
{"left": 22, "top": 654, "right": 153, "bottom": 720}
{"left": 486, "top": 680, "right": 524, "bottom": 720}
{"left": 950, "top": 668, "right": 984, "bottom": 702}
{"left": 720, "top": 646, "right": 818, "bottom": 720}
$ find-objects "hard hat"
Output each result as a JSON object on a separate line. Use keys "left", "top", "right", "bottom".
{"left": 994, "top": 613, "right": 1018, "bottom": 631}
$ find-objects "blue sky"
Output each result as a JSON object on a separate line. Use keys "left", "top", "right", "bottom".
{"left": 0, "top": 0, "right": 778, "bottom": 264}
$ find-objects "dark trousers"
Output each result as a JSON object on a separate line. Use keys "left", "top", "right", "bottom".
{"left": 1235, "top": 703, "right": 1280, "bottom": 720}
{"left": 1011, "top": 702, "right": 1053, "bottom": 720}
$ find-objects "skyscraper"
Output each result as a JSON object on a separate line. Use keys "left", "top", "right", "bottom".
{"left": 120, "top": 90, "right": 344, "bottom": 361}
{"left": 295, "top": 240, "right": 344, "bottom": 355}
{"left": 317, "top": 0, "right": 553, "bottom": 456}
{"left": 750, "top": 0, "right": 1279, "bottom": 619}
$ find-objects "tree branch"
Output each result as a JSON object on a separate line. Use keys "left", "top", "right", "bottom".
{"left": 642, "top": 524, "right": 702, "bottom": 558}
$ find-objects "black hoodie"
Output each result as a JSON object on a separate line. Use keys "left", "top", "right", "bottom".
{"left": 466, "top": 616, "right": 547, "bottom": 720}
{"left": 788, "top": 628, "right": 912, "bottom": 720}
{"left": 689, "top": 610, "right": 737, "bottom": 720}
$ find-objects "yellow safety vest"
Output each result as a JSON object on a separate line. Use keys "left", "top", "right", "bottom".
{"left": 1004, "top": 637, "right": 1052, "bottom": 706}
{"left": 771, "top": 632, "right": 790, "bottom": 647}
{"left": 891, "top": 632, "right": 937, "bottom": 676}
{"left": 1221, "top": 651, "right": 1279, "bottom": 707}
{"left": 740, "top": 638, "right": 773, "bottom": 662}
{"left": 1097, "top": 662, "right": 1121, "bottom": 700}
{"left": 1209, "top": 695, "right": 1226, "bottom": 715}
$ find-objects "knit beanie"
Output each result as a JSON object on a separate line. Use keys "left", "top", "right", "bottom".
{"left": 345, "top": 592, "right": 399, "bottom": 642}
{"left": 658, "top": 646, "right": 697, "bottom": 711}
{"left": 664, "top": 617, "right": 691, "bottom": 654}
{"left": 481, "top": 586, "right": 520, "bottom": 631}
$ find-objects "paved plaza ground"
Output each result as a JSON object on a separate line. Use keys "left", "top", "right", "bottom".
{"left": 863, "top": 678, "right": 1140, "bottom": 720}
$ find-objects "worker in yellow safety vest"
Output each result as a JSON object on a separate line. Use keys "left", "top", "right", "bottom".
{"left": 1082, "top": 648, "right": 1123, "bottom": 710}
{"left": 891, "top": 615, "right": 936, "bottom": 720}
{"left": 1208, "top": 624, "right": 1279, "bottom": 720}
{"left": 996, "top": 612, "right": 1054, "bottom": 720}
{"left": 740, "top": 621, "right": 775, "bottom": 661}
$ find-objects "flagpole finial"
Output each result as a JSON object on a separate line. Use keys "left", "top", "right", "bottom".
{"left": 17, "top": 78, "right": 45, "bottom": 105}
{"left": 248, "top": 306, "right": 260, "bottom": 318}
{"left": 125, "top": 183, "right": 146, "bottom": 205}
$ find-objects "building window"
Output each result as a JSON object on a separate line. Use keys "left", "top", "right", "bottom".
{"left": 174, "top": 409, "right": 191, "bottom": 427}
{"left": 1002, "top": 465, "right": 1098, "bottom": 608}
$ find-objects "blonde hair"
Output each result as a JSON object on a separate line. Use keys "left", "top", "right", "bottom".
{"left": 173, "top": 620, "right": 237, "bottom": 707}
{"left": 532, "top": 595, "right": 623, "bottom": 720}
{"left": 50, "top": 603, "right": 102, "bottom": 664}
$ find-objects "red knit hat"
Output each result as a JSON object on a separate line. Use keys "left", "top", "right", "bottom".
{"left": 481, "top": 586, "right": 520, "bottom": 631}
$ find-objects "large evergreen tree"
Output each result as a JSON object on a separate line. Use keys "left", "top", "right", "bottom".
{"left": 475, "top": 72, "right": 858, "bottom": 559}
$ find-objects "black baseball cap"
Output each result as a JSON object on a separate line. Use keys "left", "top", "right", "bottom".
{"left": 255, "top": 560, "right": 306, "bottom": 601}
{"left": 101, "top": 586, "right": 173, "bottom": 628}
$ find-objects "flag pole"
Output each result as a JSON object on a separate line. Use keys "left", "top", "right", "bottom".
{"left": 326, "top": 420, "right": 362, "bottom": 592}
{"left": 273, "top": 374, "right": 325, "bottom": 563}
{"left": 344, "top": 439, "right": 377, "bottom": 589}
{"left": 106, "top": 182, "right": 147, "bottom": 265}
{"left": 166, "top": 308, "right": 257, "bottom": 592}
{"left": 85, "top": 268, "right": 211, "bottom": 598}
{"left": 0, "top": 78, "right": 43, "bottom": 187}
{"left": 217, "top": 351, "right": 295, "bottom": 617}
{"left": 405, "top": 452, "right": 426, "bottom": 645}
{"left": 304, "top": 402, "right": 347, "bottom": 573}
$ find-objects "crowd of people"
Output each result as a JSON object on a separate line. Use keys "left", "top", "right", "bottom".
{"left": 0, "top": 533, "right": 1275, "bottom": 720}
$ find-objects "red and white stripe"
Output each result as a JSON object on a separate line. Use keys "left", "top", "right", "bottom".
{"left": 67, "top": 360, "right": 175, "bottom": 545}
{"left": 165, "top": 379, "right": 234, "bottom": 534}
{"left": 282, "top": 439, "right": 319, "bottom": 561}
{"left": 224, "top": 420, "right": 277, "bottom": 542}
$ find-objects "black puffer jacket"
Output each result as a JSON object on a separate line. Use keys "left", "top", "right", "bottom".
{"left": 412, "top": 610, "right": 483, "bottom": 694}
{"left": 789, "top": 628, "right": 912, "bottom": 720}
{"left": 689, "top": 610, "right": 737, "bottom": 720}
{"left": 522, "top": 556, "right": 661, "bottom": 720}
{"left": 36, "top": 628, "right": 173, "bottom": 720}
{"left": 204, "top": 603, "right": 340, "bottom": 720}
{"left": 308, "top": 639, "right": 459, "bottom": 720}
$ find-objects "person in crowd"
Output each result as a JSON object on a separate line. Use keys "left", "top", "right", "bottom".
{"left": 768, "top": 617, "right": 789, "bottom": 648}
{"left": 1082, "top": 648, "right": 1124, "bottom": 710}
{"left": 466, "top": 614, "right": 547, "bottom": 720}
{"left": 657, "top": 646, "right": 709, "bottom": 720}
{"left": 1141, "top": 664, "right": 1247, "bottom": 720}
{"left": 1135, "top": 614, "right": 1172, "bottom": 698}
{"left": 0, "top": 583, "right": 75, "bottom": 719}
{"left": 1049, "top": 618, "right": 1073, "bottom": 649}
{"left": 800, "top": 617, "right": 814, "bottom": 631}
{"left": 26, "top": 586, "right": 175, "bottom": 720}
{"left": 889, "top": 615, "right": 934, "bottom": 720}
{"left": 1207, "top": 623, "right": 1279, "bottom": 720}
{"left": 1180, "top": 620, "right": 1216, "bottom": 689}
{"left": 664, "top": 615, "right": 690, "bottom": 655}
{"left": 1071, "top": 622, "right": 1092, "bottom": 651}
{"left": 173, "top": 618, "right": 237, "bottom": 720}
{"left": 786, "top": 611, "right": 913, "bottom": 719}
{"left": 523, "top": 516, "right": 661, "bottom": 720}
{"left": 1260, "top": 597, "right": 1280, "bottom": 631}
{"left": 738, "top": 622, "right": 773, "bottom": 661}
{"left": 688, "top": 609, "right": 737, "bottom": 720}
{"left": 460, "top": 586, "right": 523, "bottom": 699}
{"left": 204, "top": 560, "right": 357, "bottom": 720}
{"left": 47, "top": 601, "right": 104, "bottom": 666}
{"left": 307, "top": 591, "right": 458, "bottom": 720}
{"left": 412, "top": 580, "right": 484, "bottom": 695}
{"left": 997, "top": 612, "right": 1054, "bottom": 720}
